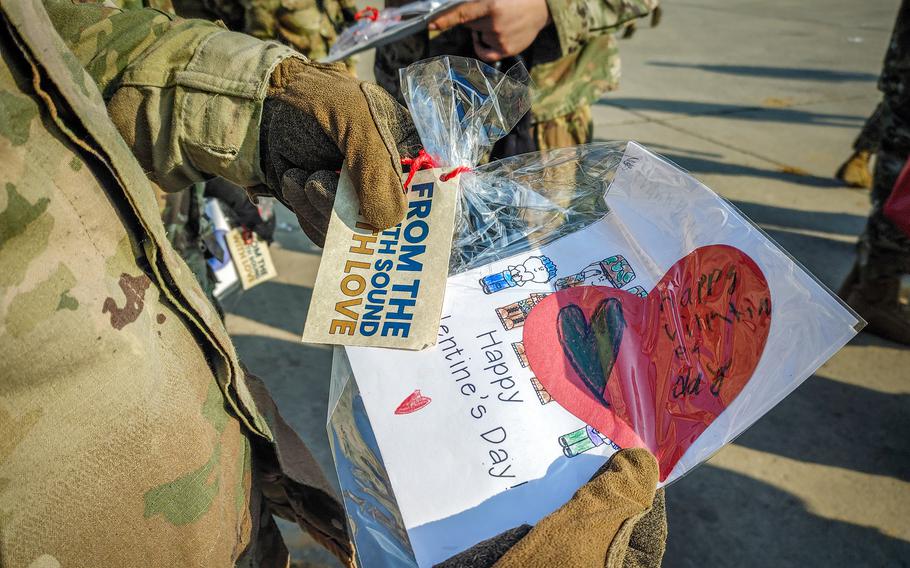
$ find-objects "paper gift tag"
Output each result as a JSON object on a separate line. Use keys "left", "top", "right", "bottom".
{"left": 303, "top": 166, "right": 458, "bottom": 349}
{"left": 225, "top": 228, "right": 277, "bottom": 290}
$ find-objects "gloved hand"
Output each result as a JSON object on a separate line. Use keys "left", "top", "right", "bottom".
{"left": 205, "top": 177, "right": 277, "bottom": 242}
{"left": 260, "top": 57, "right": 421, "bottom": 246}
{"left": 436, "top": 448, "right": 667, "bottom": 568}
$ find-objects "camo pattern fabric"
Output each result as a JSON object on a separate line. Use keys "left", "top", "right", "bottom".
{"left": 95, "top": 2, "right": 224, "bottom": 307}
{"left": 172, "top": 0, "right": 357, "bottom": 62}
{"left": 375, "top": 0, "right": 655, "bottom": 145}
{"left": 864, "top": 0, "right": 910, "bottom": 269}
{"left": 0, "top": 1, "right": 350, "bottom": 566}
{"left": 535, "top": 103, "right": 594, "bottom": 149}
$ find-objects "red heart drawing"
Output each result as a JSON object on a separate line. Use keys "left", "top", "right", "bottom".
{"left": 395, "top": 389, "right": 432, "bottom": 415}
{"left": 524, "top": 245, "right": 772, "bottom": 481}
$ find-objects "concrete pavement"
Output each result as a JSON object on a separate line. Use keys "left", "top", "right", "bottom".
{"left": 225, "top": 1, "right": 910, "bottom": 565}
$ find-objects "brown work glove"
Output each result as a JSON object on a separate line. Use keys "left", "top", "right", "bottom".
{"left": 260, "top": 57, "right": 421, "bottom": 246}
{"left": 436, "top": 448, "right": 667, "bottom": 568}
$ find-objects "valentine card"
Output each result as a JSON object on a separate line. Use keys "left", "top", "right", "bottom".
{"left": 340, "top": 142, "right": 862, "bottom": 566}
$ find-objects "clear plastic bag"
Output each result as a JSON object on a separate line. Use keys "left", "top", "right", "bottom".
{"left": 398, "top": 57, "right": 624, "bottom": 272}
{"left": 327, "top": 57, "right": 863, "bottom": 567}
{"left": 324, "top": 0, "right": 467, "bottom": 63}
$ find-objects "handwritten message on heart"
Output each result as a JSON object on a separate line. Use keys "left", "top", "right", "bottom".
{"left": 524, "top": 245, "right": 772, "bottom": 480}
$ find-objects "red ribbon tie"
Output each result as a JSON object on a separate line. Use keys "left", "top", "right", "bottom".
{"left": 400, "top": 149, "right": 472, "bottom": 191}
{"left": 354, "top": 6, "right": 379, "bottom": 21}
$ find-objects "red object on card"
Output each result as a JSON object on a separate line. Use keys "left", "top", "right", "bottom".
{"left": 884, "top": 158, "right": 910, "bottom": 237}
{"left": 354, "top": 5, "right": 379, "bottom": 20}
{"left": 524, "top": 245, "right": 772, "bottom": 481}
{"left": 395, "top": 390, "right": 431, "bottom": 415}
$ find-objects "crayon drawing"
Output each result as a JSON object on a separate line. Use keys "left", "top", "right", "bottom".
{"left": 480, "top": 255, "right": 557, "bottom": 294}
{"left": 555, "top": 255, "right": 637, "bottom": 290}
{"left": 559, "top": 425, "right": 620, "bottom": 458}
{"left": 530, "top": 377, "right": 553, "bottom": 405}
{"left": 512, "top": 341, "right": 529, "bottom": 368}
{"left": 495, "top": 293, "right": 549, "bottom": 330}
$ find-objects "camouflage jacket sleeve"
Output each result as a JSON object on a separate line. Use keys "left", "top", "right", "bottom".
{"left": 547, "top": 0, "right": 657, "bottom": 57}
{"left": 44, "top": 0, "right": 300, "bottom": 191}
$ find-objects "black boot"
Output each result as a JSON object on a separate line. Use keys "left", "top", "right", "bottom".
{"left": 840, "top": 250, "right": 910, "bottom": 346}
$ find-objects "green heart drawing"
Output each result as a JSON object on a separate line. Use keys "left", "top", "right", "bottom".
{"left": 556, "top": 298, "right": 626, "bottom": 406}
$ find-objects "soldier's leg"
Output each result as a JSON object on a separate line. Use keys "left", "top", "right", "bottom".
{"left": 507, "top": 105, "right": 603, "bottom": 239}
{"left": 535, "top": 104, "right": 606, "bottom": 219}
{"left": 841, "top": 103, "right": 910, "bottom": 344}
{"left": 534, "top": 104, "right": 593, "bottom": 151}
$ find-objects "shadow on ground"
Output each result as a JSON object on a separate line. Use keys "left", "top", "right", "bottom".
{"left": 736, "top": 373, "right": 910, "bottom": 481}
{"left": 727, "top": 201, "right": 866, "bottom": 236}
{"left": 660, "top": 151, "right": 844, "bottom": 188}
{"left": 594, "top": 139, "right": 855, "bottom": 188}
{"left": 228, "top": 280, "right": 314, "bottom": 337}
{"left": 665, "top": 462, "right": 910, "bottom": 568}
{"left": 647, "top": 62, "right": 879, "bottom": 82}
{"left": 597, "top": 98, "right": 865, "bottom": 127}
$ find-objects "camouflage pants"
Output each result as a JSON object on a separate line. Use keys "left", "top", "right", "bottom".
{"left": 534, "top": 104, "right": 594, "bottom": 151}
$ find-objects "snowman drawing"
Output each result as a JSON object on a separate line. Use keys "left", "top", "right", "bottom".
{"left": 479, "top": 255, "right": 558, "bottom": 295}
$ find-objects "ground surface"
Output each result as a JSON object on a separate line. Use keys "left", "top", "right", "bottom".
{"left": 225, "top": 1, "right": 910, "bottom": 565}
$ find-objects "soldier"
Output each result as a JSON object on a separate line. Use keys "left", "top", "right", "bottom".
{"left": 1, "top": 2, "right": 666, "bottom": 566}
{"left": 375, "top": 0, "right": 659, "bottom": 154}
{"left": 840, "top": 0, "right": 910, "bottom": 345}
{"left": 0, "top": 0, "right": 414, "bottom": 564}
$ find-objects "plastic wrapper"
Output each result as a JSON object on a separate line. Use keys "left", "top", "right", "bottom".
{"left": 323, "top": 0, "right": 467, "bottom": 63}
{"left": 327, "top": 57, "right": 863, "bottom": 567}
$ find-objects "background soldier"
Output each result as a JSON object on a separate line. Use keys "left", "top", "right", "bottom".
{"left": 172, "top": 0, "right": 358, "bottom": 63}
{"left": 840, "top": 0, "right": 910, "bottom": 345}
{"left": 375, "top": 0, "right": 659, "bottom": 154}
{"left": 1, "top": 0, "right": 415, "bottom": 564}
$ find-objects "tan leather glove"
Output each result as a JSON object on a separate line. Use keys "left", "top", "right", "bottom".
{"left": 260, "top": 58, "right": 421, "bottom": 246}
{"left": 436, "top": 448, "right": 667, "bottom": 568}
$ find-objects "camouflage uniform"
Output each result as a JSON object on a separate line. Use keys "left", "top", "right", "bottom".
{"left": 106, "top": 1, "right": 225, "bottom": 310}
{"left": 0, "top": 1, "right": 351, "bottom": 566}
{"left": 151, "top": 0, "right": 360, "bottom": 304}
{"left": 172, "top": 0, "right": 357, "bottom": 62}
{"left": 375, "top": 0, "right": 658, "bottom": 152}
{"left": 842, "top": 0, "right": 910, "bottom": 344}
